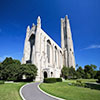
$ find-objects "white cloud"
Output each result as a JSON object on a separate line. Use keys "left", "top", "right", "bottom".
{"left": 82, "top": 44, "right": 100, "bottom": 50}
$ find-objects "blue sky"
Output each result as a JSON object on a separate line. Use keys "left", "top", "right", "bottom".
{"left": 0, "top": 0, "right": 100, "bottom": 69}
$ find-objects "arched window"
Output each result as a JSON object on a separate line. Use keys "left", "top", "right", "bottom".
{"left": 55, "top": 46, "right": 57, "bottom": 64}
{"left": 29, "top": 34, "right": 35, "bottom": 63}
{"left": 47, "top": 40, "right": 51, "bottom": 63}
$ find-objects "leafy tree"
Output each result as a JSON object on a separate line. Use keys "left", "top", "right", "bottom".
{"left": 84, "top": 65, "right": 96, "bottom": 78}
{"left": 3, "top": 63, "right": 21, "bottom": 81}
{"left": 20, "top": 64, "right": 37, "bottom": 81}
{"left": 0, "top": 57, "right": 37, "bottom": 81}
{"left": 90, "top": 64, "right": 97, "bottom": 70}
{"left": 61, "top": 66, "right": 69, "bottom": 79}
{"left": 0, "top": 63, "right": 3, "bottom": 79}
{"left": 2, "top": 57, "right": 14, "bottom": 66}
{"left": 69, "top": 66, "right": 76, "bottom": 78}
{"left": 61, "top": 66, "right": 76, "bottom": 79}
{"left": 76, "top": 66, "right": 85, "bottom": 78}
{"left": 95, "top": 71, "right": 100, "bottom": 79}
{"left": 13, "top": 60, "right": 21, "bottom": 65}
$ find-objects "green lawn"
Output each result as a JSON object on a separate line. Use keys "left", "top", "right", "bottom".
{"left": 0, "top": 82, "right": 26, "bottom": 100}
{"left": 64, "top": 79, "right": 98, "bottom": 83}
{"left": 40, "top": 81, "right": 100, "bottom": 100}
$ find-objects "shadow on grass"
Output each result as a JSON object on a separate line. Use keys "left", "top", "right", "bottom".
{"left": 86, "top": 82, "right": 100, "bottom": 90}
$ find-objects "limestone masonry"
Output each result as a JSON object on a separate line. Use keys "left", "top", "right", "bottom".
{"left": 22, "top": 15, "right": 75, "bottom": 81}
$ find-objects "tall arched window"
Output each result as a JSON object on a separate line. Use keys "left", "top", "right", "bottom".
{"left": 47, "top": 40, "right": 51, "bottom": 63}
{"left": 29, "top": 34, "right": 35, "bottom": 63}
{"left": 55, "top": 46, "right": 57, "bottom": 64}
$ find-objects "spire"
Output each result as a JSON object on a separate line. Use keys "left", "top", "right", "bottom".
{"left": 26, "top": 25, "right": 30, "bottom": 33}
{"left": 26, "top": 25, "right": 30, "bottom": 37}
{"left": 37, "top": 16, "right": 41, "bottom": 28}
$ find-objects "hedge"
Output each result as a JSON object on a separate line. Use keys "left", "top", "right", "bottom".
{"left": 44, "top": 78, "right": 62, "bottom": 83}
{"left": 0, "top": 80, "right": 4, "bottom": 84}
{"left": 56, "top": 78, "right": 62, "bottom": 82}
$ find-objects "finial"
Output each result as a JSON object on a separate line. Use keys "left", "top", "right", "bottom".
{"left": 65, "top": 15, "right": 68, "bottom": 19}
{"left": 26, "top": 25, "right": 30, "bottom": 33}
{"left": 32, "top": 23, "right": 35, "bottom": 27}
{"left": 37, "top": 16, "right": 41, "bottom": 28}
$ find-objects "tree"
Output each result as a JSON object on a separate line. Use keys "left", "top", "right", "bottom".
{"left": 90, "top": 64, "right": 97, "bottom": 70}
{"left": 61, "top": 66, "right": 76, "bottom": 79}
{"left": 20, "top": 64, "right": 37, "bottom": 81}
{"left": 69, "top": 66, "right": 76, "bottom": 78}
{"left": 76, "top": 66, "right": 85, "bottom": 79}
{"left": 84, "top": 65, "right": 96, "bottom": 79}
{"left": 61, "top": 66, "right": 69, "bottom": 79}
{"left": 3, "top": 63, "right": 21, "bottom": 81}
{"left": 2, "top": 57, "right": 14, "bottom": 66}
{"left": 0, "top": 63, "right": 3, "bottom": 80}
{"left": 0, "top": 57, "right": 37, "bottom": 81}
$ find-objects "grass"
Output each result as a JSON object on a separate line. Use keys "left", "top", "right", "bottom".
{"left": 0, "top": 82, "right": 26, "bottom": 100}
{"left": 64, "top": 79, "right": 98, "bottom": 83}
{"left": 40, "top": 81, "right": 100, "bottom": 100}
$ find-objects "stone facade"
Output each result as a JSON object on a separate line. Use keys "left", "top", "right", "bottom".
{"left": 22, "top": 16, "right": 75, "bottom": 81}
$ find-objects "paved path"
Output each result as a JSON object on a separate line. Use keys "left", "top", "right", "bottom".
{"left": 21, "top": 82, "right": 58, "bottom": 100}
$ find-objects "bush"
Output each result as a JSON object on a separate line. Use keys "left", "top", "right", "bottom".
{"left": 72, "top": 81, "right": 86, "bottom": 87}
{"left": 0, "top": 80, "right": 4, "bottom": 84}
{"left": 44, "top": 78, "right": 57, "bottom": 83}
{"left": 98, "top": 76, "right": 100, "bottom": 83}
{"left": 44, "top": 78, "right": 62, "bottom": 83}
{"left": 76, "top": 80, "right": 82, "bottom": 83}
{"left": 56, "top": 78, "right": 62, "bottom": 82}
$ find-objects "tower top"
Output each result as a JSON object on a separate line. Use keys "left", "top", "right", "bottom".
{"left": 37, "top": 16, "right": 41, "bottom": 28}
{"left": 26, "top": 25, "right": 30, "bottom": 32}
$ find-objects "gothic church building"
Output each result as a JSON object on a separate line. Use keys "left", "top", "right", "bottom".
{"left": 22, "top": 16, "right": 75, "bottom": 81}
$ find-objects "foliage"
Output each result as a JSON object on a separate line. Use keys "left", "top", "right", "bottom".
{"left": 84, "top": 65, "right": 97, "bottom": 79}
{"left": 61, "top": 66, "right": 76, "bottom": 79}
{"left": 95, "top": 71, "right": 100, "bottom": 79}
{"left": 0, "top": 80, "right": 4, "bottom": 84}
{"left": 68, "top": 66, "right": 76, "bottom": 78}
{"left": 56, "top": 78, "right": 62, "bottom": 82}
{"left": 0, "top": 57, "right": 37, "bottom": 81}
{"left": 97, "top": 76, "right": 100, "bottom": 83}
{"left": 20, "top": 64, "right": 37, "bottom": 81}
{"left": 72, "top": 81, "right": 86, "bottom": 87}
{"left": 44, "top": 78, "right": 56, "bottom": 83}
{"left": 61, "top": 66, "right": 69, "bottom": 79}
{"left": 76, "top": 66, "right": 85, "bottom": 78}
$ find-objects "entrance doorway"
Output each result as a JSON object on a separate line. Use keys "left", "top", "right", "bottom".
{"left": 44, "top": 71, "right": 47, "bottom": 78}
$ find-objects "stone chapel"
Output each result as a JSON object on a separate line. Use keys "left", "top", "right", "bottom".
{"left": 22, "top": 15, "right": 75, "bottom": 81}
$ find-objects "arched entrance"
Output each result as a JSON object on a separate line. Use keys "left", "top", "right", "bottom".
{"left": 44, "top": 71, "right": 47, "bottom": 78}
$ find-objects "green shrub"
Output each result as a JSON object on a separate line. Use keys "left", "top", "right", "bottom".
{"left": 44, "top": 78, "right": 56, "bottom": 83}
{"left": 72, "top": 82, "right": 86, "bottom": 87}
{"left": 0, "top": 80, "right": 4, "bottom": 84}
{"left": 76, "top": 80, "right": 82, "bottom": 83}
{"left": 44, "top": 78, "right": 62, "bottom": 83}
{"left": 56, "top": 78, "right": 62, "bottom": 82}
{"left": 98, "top": 76, "right": 100, "bottom": 83}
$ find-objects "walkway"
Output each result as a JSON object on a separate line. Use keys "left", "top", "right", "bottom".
{"left": 21, "top": 82, "right": 58, "bottom": 100}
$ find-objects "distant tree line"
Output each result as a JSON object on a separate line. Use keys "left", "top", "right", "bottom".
{"left": 61, "top": 65, "right": 100, "bottom": 82}
{"left": 0, "top": 57, "right": 37, "bottom": 81}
